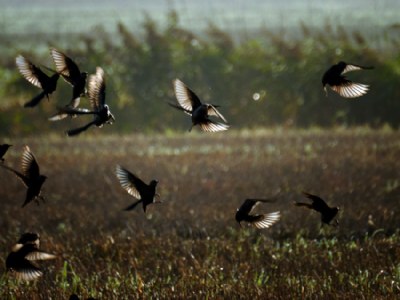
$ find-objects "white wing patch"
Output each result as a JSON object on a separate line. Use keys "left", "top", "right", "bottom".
{"left": 331, "top": 83, "right": 369, "bottom": 98}
{"left": 173, "top": 79, "right": 194, "bottom": 112}
{"left": 341, "top": 64, "right": 364, "bottom": 75}
{"left": 253, "top": 211, "right": 281, "bottom": 229}
{"left": 207, "top": 105, "right": 228, "bottom": 123}
{"left": 200, "top": 122, "right": 229, "bottom": 132}
{"left": 115, "top": 165, "right": 141, "bottom": 199}
{"left": 16, "top": 55, "right": 42, "bottom": 88}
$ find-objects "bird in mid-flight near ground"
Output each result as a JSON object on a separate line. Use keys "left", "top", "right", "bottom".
{"left": 15, "top": 55, "right": 59, "bottom": 107}
{"left": 49, "top": 47, "right": 87, "bottom": 120}
{"left": 6, "top": 233, "right": 56, "bottom": 281}
{"left": 235, "top": 199, "right": 280, "bottom": 229}
{"left": 53, "top": 67, "right": 115, "bottom": 136}
{"left": 322, "top": 61, "right": 373, "bottom": 98}
{"left": 0, "top": 144, "right": 12, "bottom": 162}
{"left": 170, "top": 79, "right": 229, "bottom": 132}
{"left": 295, "top": 192, "right": 339, "bottom": 226}
{"left": 115, "top": 165, "right": 161, "bottom": 213}
{"left": 0, "top": 145, "right": 47, "bottom": 207}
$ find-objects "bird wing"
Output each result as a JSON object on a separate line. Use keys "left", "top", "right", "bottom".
{"left": 16, "top": 55, "right": 49, "bottom": 89}
{"left": 115, "top": 165, "right": 147, "bottom": 199}
{"left": 173, "top": 79, "right": 202, "bottom": 112}
{"left": 0, "top": 163, "right": 30, "bottom": 187}
{"left": 88, "top": 67, "right": 106, "bottom": 111}
{"left": 251, "top": 211, "right": 280, "bottom": 229}
{"left": 341, "top": 63, "right": 372, "bottom": 75}
{"left": 330, "top": 81, "right": 369, "bottom": 98}
{"left": 207, "top": 105, "right": 228, "bottom": 123}
{"left": 12, "top": 263, "right": 43, "bottom": 281}
{"left": 302, "top": 192, "right": 330, "bottom": 212}
{"left": 50, "top": 48, "right": 81, "bottom": 85}
{"left": 25, "top": 250, "right": 56, "bottom": 261}
{"left": 21, "top": 146, "right": 40, "bottom": 180}
{"left": 199, "top": 119, "right": 229, "bottom": 132}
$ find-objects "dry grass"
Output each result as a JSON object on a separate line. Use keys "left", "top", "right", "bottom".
{"left": 0, "top": 128, "right": 399, "bottom": 299}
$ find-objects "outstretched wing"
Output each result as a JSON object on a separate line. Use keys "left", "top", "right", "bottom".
{"left": 199, "top": 120, "right": 229, "bottom": 132}
{"left": 207, "top": 105, "right": 228, "bottom": 123}
{"left": 50, "top": 48, "right": 82, "bottom": 85}
{"left": 21, "top": 146, "right": 40, "bottom": 180}
{"left": 341, "top": 63, "right": 373, "bottom": 75}
{"left": 115, "top": 165, "right": 148, "bottom": 199}
{"left": 251, "top": 211, "right": 280, "bottom": 229}
{"left": 302, "top": 192, "right": 330, "bottom": 212}
{"left": 330, "top": 81, "right": 369, "bottom": 98}
{"left": 16, "top": 55, "right": 49, "bottom": 89}
{"left": 173, "top": 79, "right": 202, "bottom": 112}
{"left": 88, "top": 67, "right": 106, "bottom": 111}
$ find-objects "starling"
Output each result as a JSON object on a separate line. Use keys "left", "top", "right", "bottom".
{"left": 6, "top": 233, "right": 56, "bottom": 281}
{"left": 115, "top": 165, "right": 161, "bottom": 213}
{"left": 322, "top": 61, "right": 373, "bottom": 98}
{"left": 15, "top": 55, "right": 59, "bottom": 107}
{"left": 56, "top": 67, "right": 115, "bottom": 136}
{"left": 170, "top": 79, "right": 229, "bottom": 132}
{"left": 235, "top": 199, "right": 280, "bottom": 229}
{"left": 0, "top": 145, "right": 47, "bottom": 207}
{"left": 49, "top": 48, "right": 87, "bottom": 120}
{"left": 295, "top": 192, "right": 339, "bottom": 226}
{"left": 0, "top": 144, "right": 12, "bottom": 162}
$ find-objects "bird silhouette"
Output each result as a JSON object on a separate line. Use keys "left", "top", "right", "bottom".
{"left": 0, "top": 144, "right": 12, "bottom": 162}
{"left": 48, "top": 48, "right": 87, "bottom": 120}
{"left": 6, "top": 233, "right": 56, "bottom": 281}
{"left": 170, "top": 79, "right": 229, "bottom": 132}
{"left": 295, "top": 192, "right": 339, "bottom": 226}
{"left": 115, "top": 165, "right": 161, "bottom": 213}
{"left": 235, "top": 199, "right": 280, "bottom": 229}
{"left": 55, "top": 67, "right": 115, "bottom": 136}
{"left": 15, "top": 55, "right": 59, "bottom": 107}
{"left": 322, "top": 61, "right": 373, "bottom": 98}
{"left": 0, "top": 145, "right": 47, "bottom": 207}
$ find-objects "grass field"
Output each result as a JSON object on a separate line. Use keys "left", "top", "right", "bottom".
{"left": 0, "top": 128, "right": 399, "bottom": 299}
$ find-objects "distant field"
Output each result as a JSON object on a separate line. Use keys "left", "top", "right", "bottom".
{"left": 0, "top": 129, "right": 399, "bottom": 298}
{"left": 1, "top": 0, "right": 399, "bottom": 37}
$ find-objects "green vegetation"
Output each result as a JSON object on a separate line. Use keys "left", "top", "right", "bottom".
{"left": 0, "top": 129, "right": 399, "bottom": 298}
{"left": 0, "top": 9, "right": 399, "bottom": 135}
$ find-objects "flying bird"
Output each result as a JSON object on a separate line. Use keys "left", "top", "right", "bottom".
{"left": 6, "top": 233, "right": 56, "bottom": 281}
{"left": 15, "top": 55, "right": 59, "bottom": 107}
{"left": 48, "top": 48, "right": 87, "bottom": 120}
{"left": 295, "top": 192, "right": 339, "bottom": 226}
{"left": 55, "top": 67, "right": 115, "bottom": 136}
{"left": 115, "top": 165, "right": 161, "bottom": 213}
{"left": 235, "top": 199, "right": 280, "bottom": 229}
{"left": 0, "top": 144, "right": 12, "bottom": 162}
{"left": 0, "top": 145, "right": 47, "bottom": 207}
{"left": 322, "top": 61, "right": 373, "bottom": 98}
{"left": 170, "top": 79, "right": 229, "bottom": 132}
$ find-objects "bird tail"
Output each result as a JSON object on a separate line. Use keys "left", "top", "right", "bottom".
{"left": 66, "top": 121, "right": 96, "bottom": 137}
{"left": 123, "top": 199, "right": 142, "bottom": 211}
{"left": 24, "top": 91, "right": 46, "bottom": 108}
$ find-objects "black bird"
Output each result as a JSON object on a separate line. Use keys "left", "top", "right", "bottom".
{"left": 170, "top": 79, "right": 229, "bottom": 132}
{"left": 0, "top": 144, "right": 12, "bottom": 162}
{"left": 15, "top": 55, "right": 59, "bottom": 107}
{"left": 295, "top": 192, "right": 339, "bottom": 226}
{"left": 322, "top": 61, "right": 373, "bottom": 98}
{"left": 56, "top": 67, "right": 115, "bottom": 136}
{"left": 48, "top": 48, "right": 87, "bottom": 121}
{"left": 6, "top": 233, "right": 56, "bottom": 281}
{"left": 0, "top": 145, "right": 47, "bottom": 207}
{"left": 115, "top": 165, "right": 161, "bottom": 213}
{"left": 235, "top": 199, "right": 280, "bottom": 229}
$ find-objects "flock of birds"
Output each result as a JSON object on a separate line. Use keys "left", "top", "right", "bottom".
{"left": 0, "top": 47, "right": 374, "bottom": 298}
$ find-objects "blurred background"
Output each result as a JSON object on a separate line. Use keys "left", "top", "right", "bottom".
{"left": 0, "top": 0, "right": 399, "bottom": 135}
